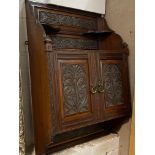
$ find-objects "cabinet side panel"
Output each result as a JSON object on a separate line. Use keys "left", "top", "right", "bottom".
{"left": 26, "top": 2, "right": 52, "bottom": 155}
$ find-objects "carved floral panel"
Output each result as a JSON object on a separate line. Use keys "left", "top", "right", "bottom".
{"left": 102, "top": 63, "right": 124, "bottom": 107}
{"left": 60, "top": 62, "right": 89, "bottom": 116}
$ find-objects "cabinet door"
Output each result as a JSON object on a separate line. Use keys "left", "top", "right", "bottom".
{"left": 53, "top": 51, "right": 98, "bottom": 133}
{"left": 98, "top": 56, "right": 130, "bottom": 120}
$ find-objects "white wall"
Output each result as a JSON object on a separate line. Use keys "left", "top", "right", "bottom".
{"left": 30, "top": 0, "right": 106, "bottom": 14}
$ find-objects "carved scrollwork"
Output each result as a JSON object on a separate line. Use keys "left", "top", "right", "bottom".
{"left": 102, "top": 64, "right": 124, "bottom": 107}
{"left": 60, "top": 63, "right": 89, "bottom": 116}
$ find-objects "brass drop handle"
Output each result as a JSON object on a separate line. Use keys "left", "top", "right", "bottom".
{"left": 90, "top": 85, "right": 97, "bottom": 94}
{"left": 98, "top": 81, "right": 104, "bottom": 93}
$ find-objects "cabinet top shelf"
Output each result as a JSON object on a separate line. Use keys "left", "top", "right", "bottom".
{"left": 42, "top": 24, "right": 60, "bottom": 34}
{"left": 41, "top": 23, "right": 113, "bottom": 37}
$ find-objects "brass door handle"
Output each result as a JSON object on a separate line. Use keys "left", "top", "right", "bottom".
{"left": 90, "top": 85, "right": 97, "bottom": 94}
{"left": 98, "top": 81, "right": 104, "bottom": 93}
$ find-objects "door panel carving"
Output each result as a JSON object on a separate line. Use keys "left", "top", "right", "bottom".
{"left": 58, "top": 60, "right": 91, "bottom": 117}
{"left": 101, "top": 61, "right": 124, "bottom": 107}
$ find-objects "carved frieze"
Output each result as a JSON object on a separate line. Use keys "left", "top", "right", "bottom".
{"left": 60, "top": 63, "right": 89, "bottom": 116}
{"left": 102, "top": 64, "right": 124, "bottom": 107}
{"left": 39, "top": 11, "right": 97, "bottom": 30}
{"left": 51, "top": 36, "right": 98, "bottom": 49}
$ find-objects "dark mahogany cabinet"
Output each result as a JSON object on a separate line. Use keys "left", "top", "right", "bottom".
{"left": 26, "top": 1, "right": 131, "bottom": 155}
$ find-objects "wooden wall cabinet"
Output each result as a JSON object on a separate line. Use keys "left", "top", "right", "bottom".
{"left": 26, "top": 1, "right": 131, "bottom": 155}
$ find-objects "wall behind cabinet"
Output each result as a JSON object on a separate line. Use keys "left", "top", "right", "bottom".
{"left": 30, "top": 0, "right": 106, "bottom": 14}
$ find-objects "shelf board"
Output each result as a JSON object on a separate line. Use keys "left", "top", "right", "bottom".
{"left": 83, "top": 30, "right": 112, "bottom": 37}
{"left": 42, "top": 24, "right": 60, "bottom": 34}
